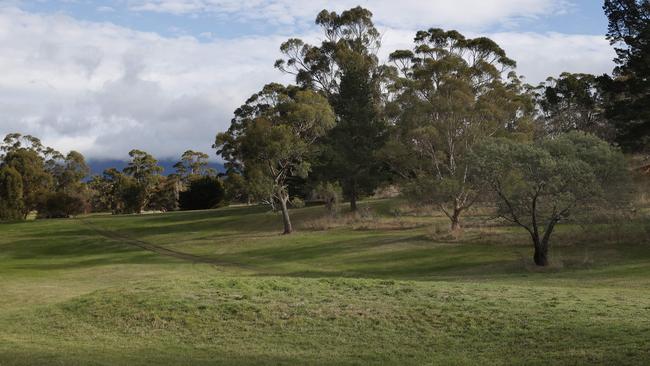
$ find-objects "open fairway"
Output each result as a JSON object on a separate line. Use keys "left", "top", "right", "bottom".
{"left": 1, "top": 200, "right": 650, "bottom": 365}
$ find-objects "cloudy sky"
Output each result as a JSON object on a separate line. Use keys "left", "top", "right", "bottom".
{"left": 0, "top": 0, "right": 615, "bottom": 161}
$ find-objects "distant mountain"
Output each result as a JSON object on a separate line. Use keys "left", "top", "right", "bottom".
{"left": 87, "top": 159, "right": 225, "bottom": 177}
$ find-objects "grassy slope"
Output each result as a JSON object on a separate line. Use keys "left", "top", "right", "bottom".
{"left": 0, "top": 200, "right": 649, "bottom": 365}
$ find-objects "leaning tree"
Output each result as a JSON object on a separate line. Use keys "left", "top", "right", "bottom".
{"left": 215, "top": 84, "right": 335, "bottom": 234}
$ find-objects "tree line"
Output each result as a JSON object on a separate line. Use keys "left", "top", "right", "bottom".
{"left": 0, "top": 1, "right": 647, "bottom": 267}
{"left": 215, "top": 1, "right": 647, "bottom": 266}
{"left": 0, "top": 137, "right": 226, "bottom": 219}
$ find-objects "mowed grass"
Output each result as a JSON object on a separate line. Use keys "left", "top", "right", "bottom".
{"left": 0, "top": 199, "right": 649, "bottom": 365}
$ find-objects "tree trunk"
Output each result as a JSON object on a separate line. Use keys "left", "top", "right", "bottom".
{"left": 533, "top": 243, "right": 549, "bottom": 266}
{"left": 450, "top": 207, "right": 463, "bottom": 232}
{"left": 531, "top": 231, "right": 551, "bottom": 267}
{"left": 349, "top": 182, "right": 358, "bottom": 212}
{"left": 279, "top": 195, "right": 293, "bottom": 235}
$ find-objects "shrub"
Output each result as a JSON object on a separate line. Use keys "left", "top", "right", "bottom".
{"left": 290, "top": 197, "right": 305, "bottom": 208}
{"left": 39, "top": 191, "right": 87, "bottom": 218}
{"left": 179, "top": 176, "right": 226, "bottom": 211}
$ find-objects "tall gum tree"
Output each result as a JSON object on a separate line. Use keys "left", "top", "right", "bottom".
{"left": 381, "top": 29, "right": 534, "bottom": 232}
{"left": 215, "top": 84, "right": 335, "bottom": 234}
{"left": 275, "top": 7, "right": 390, "bottom": 211}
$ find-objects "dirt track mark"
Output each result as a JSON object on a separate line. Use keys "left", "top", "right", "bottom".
{"left": 78, "top": 218, "right": 248, "bottom": 268}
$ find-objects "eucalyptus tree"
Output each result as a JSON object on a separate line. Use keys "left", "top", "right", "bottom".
{"left": 382, "top": 29, "right": 533, "bottom": 231}
{"left": 275, "top": 7, "right": 389, "bottom": 210}
{"left": 215, "top": 84, "right": 335, "bottom": 234}
{"left": 123, "top": 149, "right": 163, "bottom": 213}
{"left": 471, "top": 132, "right": 629, "bottom": 266}
{"left": 0, "top": 133, "right": 59, "bottom": 218}
{"left": 174, "top": 150, "right": 214, "bottom": 181}
{"left": 0, "top": 166, "right": 24, "bottom": 220}
{"left": 533, "top": 73, "right": 612, "bottom": 139}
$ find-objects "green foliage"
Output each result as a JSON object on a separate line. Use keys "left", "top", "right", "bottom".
{"left": 382, "top": 29, "right": 533, "bottom": 230}
{"left": 173, "top": 150, "right": 214, "bottom": 183}
{"left": 89, "top": 168, "right": 144, "bottom": 215}
{"left": 223, "top": 172, "right": 249, "bottom": 204}
{"left": 215, "top": 84, "right": 335, "bottom": 233}
{"left": 179, "top": 176, "right": 225, "bottom": 211}
{"left": 533, "top": 73, "right": 613, "bottom": 139}
{"left": 471, "top": 132, "right": 629, "bottom": 265}
{"left": 148, "top": 176, "right": 181, "bottom": 212}
{"left": 276, "top": 7, "right": 389, "bottom": 210}
{"left": 39, "top": 191, "right": 88, "bottom": 218}
{"left": 123, "top": 149, "right": 164, "bottom": 213}
{"left": 0, "top": 166, "right": 24, "bottom": 220}
{"left": 289, "top": 196, "right": 305, "bottom": 209}
{"left": 601, "top": 0, "right": 650, "bottom": 152}
{"left": 311, "top": 181, "right": 343, "bottom": 216}
{"left": 2, "top": 149, "right": 53, "bottom": 217}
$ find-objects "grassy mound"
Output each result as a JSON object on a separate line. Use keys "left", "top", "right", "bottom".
{"left": 2, "top": 276, "right": 649, "bottom": 365}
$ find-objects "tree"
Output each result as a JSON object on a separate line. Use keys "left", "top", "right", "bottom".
{"left": 215, "top": 84, "right": 335, "bottom": 234}
{"left": 148, "top": 176, "right": 180, "bottom": 212}
{"left": 52, "top": 151, "right": 90, "bottom": 193}
{"left": 41, "top": 151, "right": 91, "bottom": 218}
{"left": 2, "top": 149, "right": 52, "bottom": 218}
{"left": 276, "top": 7, "right": 389, "bottom": 210}
{"left": 174, "top": 150, "right": 215, "bottom": 181}
{"left": 601, "top": 0, "right": 650, "bottom": 152}
{"left": 123, "top": 149, "right": 163, "bottom": 213}
{"left": 382, "top": 29, "right": 533, "bottom": 231}
{"left": 0, "top": 166, "right": 24, "bottom": 220}
{"left": 1, "top": 133, "right": 60, "bottom": 218}
{"left": 471, "top": 132, "right": 629, "bottom": 266}
{"left": 179, "top": 176, "right": 226, "bottom": 211}
{"left": 533, "top": 73, "right": 613, "bottom": 139}
{"left": 89, "top": 168, "right": 141, "bottom": 215}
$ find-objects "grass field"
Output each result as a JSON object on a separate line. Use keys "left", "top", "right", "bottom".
{"left": 1, "top": 200, "right": 649, "bottom": 365}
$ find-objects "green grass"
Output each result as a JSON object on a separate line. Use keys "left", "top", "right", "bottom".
{"left": 1, "top": 199, "right": 649, "bottom": 365}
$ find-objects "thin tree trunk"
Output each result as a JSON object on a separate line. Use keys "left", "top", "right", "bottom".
{"left": 350, "top": 182, "right": 358, "bottom": 212}
{"left": 279, "top": 195, "right": 293, "bottom": 235}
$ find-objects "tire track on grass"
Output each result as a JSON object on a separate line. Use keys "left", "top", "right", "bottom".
{"left": 78, "top": 218, "right": 249, "bottom": 268}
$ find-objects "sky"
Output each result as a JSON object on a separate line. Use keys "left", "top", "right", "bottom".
{"left": 0, "top": 0, "right": 616, "bottom": 161}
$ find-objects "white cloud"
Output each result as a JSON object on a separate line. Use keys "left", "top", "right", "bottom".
{"left": 0, "top": 7, "right": 292, "bottom": 160}
{"left": 0, "top": 5, "right": 615, "bottom": 161}
{"left": 127, "top": 0, "right": 570, "bottom": 29}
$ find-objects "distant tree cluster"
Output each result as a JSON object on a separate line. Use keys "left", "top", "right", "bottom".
{"left": 0, "top": 134, "right": 90, "bottom": 220}
{"left": 0, "top": 136, "right": 226, "bottom": 219}
{"left": 88, "top": 149, "right": 225, "bottom": 214}
{"left": 216, "top": 3, "right": 644, "bottom": 266}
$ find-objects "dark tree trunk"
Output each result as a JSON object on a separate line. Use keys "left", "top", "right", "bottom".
{"left": 279, "top": 195, "right": 293, "bottom": 235}
{"left": 450, "top": 207, "right": 463, "bottom": 232}
{"left": 530, "top": 220, "right": 557, "bottom": 267}
{"left": 350, "top": 195, "right": 357, "bottom": 212}
{"left": 533, "top": 243, "right": 549, "bottom": 267}
{"left": 349, "top": 182, "right": 358, "bottom": 212}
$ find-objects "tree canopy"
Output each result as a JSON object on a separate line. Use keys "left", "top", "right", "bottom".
{"left": 471, "top": 132, "right": 629, "bottom": 266}
{"left": 215, "top": 84, "right": 335, "bottom": 234}
{"left": 601, "top": 0, "right": 650, "bottom": 152}
{"left": 382, "top": 28, "right": 533, "bottom": 230}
